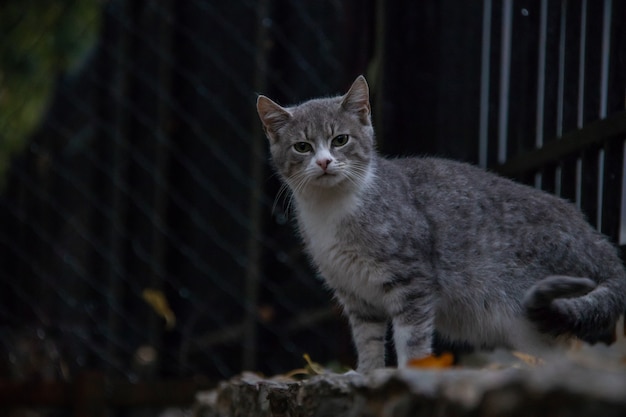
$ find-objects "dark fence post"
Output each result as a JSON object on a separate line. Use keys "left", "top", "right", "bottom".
{"left": 242, "top": 0, "right": 272, "bottom": 372}
{"left": 149, "top": 0, "right": 174, "bottom": 377}
{"left": 105, "top": 0, "right": 132, "bottom": 379}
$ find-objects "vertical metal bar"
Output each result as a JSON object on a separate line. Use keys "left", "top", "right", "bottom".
{"left": 372, "top": 0, "right": 386, "bottom": 137}
{"left": 597, "top": 0, "right": 612, "bottom": 231}
{"left": 575, "top": 1, "right": 587, "bottom": 210}
{"left": 556, "top": 0, "right": 567, "bottom": 137}
{"left": 243, "top": 0, "right": 271, "bottom": 372}
{"left": 555, "top": 166, "right": 562, "bottom": 196}
{"left": 599, "top": 0, "right": 612, "bottom": 119}
{"left": 619, "top": 141, "right": 626, "bottom": 245}
{"left": 597, "top": 149, "right": 605, "bottom": 231}
{"left": 478, "top": 0, "right": 492, "bottom": 168}
{"left": 575, "top": 157, "right": 582, "bottom": 209}
{"left": 535, "top": 0, "right": 548, "bottom": 148}
{"left": 497, "top": 0, "right": 513, "bottom": 164}
{"left": 534, "top": 0, "right": 548, "bottom": 188}
{"left": 534, "top": 172, "right": 542, "bottom": 189}
{"left": 577, "top": 0, "right": 587, "bottom": 127}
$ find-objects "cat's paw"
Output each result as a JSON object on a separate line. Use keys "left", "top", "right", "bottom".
{"left": 343, "top": 369, "right": 361, "bottom": 376}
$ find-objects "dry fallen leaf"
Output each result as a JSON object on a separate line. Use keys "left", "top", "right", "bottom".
{"left": 142, "top": 288, "right": 176, "bottom": 329}
{"left": 284, "top": 353, "right": 326, "bottom": 378}
{"left": 407, "top": 352, "right": 455, "bottom": 369}
{"left": 303, "top": 353, "right": 326, "bottom": 374}
{"left": 511, "top": 351, "right": 544, "bottom": 367}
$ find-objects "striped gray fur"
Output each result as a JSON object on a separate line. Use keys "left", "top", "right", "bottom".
{"left": 257, "top": 76, "right": 626, "bottom": 372}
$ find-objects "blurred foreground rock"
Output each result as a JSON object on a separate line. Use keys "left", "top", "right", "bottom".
{"left": 194, "top": 361, "right": 626, "bottom": 417}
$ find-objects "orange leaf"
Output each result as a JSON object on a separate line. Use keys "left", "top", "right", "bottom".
{"left": 512, "top": 351, "right": 544, "bottom": 367}
{"left": 407, "top": 352, "right": 454, "bottom": 369}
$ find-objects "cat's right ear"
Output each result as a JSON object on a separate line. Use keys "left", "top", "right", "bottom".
{"left": 257, "top": 95, "right": 292, "bottom": 142}
{"left": 341, "top": 75, "right": 371, "bottom": 125}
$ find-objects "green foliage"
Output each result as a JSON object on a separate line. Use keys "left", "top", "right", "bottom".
{"left": 0, "top": 0, "right": 100, "bottom": 181}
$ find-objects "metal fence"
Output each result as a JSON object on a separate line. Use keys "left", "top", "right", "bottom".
{"left": 0, "top": 0, "right": 625, "bottom": 411}
{"left": 483, "top": 0, "right": 626, "bottom": 247}
{"left": 0, "top": 0, "right": 365, "bottom": 386}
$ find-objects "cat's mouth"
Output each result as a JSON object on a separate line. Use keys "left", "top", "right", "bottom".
{"left": 316, "top": 169, "right": 341, "bottom": 181}
{"left": 312, "top": 171, "right": 345, "bottom": 188}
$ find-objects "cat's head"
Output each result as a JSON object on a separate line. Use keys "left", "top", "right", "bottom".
{"left": 257, "top": 76, "right": 375, "bottom": 195}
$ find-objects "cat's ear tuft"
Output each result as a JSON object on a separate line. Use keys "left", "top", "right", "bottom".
{"left": 341, "top": 75, "right": 371, "bottom": 125}
{"left": 257, "top": 95, "right": 292, "bottom": 142}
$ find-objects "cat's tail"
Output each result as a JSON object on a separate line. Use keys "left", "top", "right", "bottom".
{"left": 523, "top": 275, "right": 625, "bottom": 344}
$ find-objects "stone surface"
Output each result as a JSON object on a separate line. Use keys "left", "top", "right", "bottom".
{"left": 194, "top": 362, "right": 626, "bottom": 417}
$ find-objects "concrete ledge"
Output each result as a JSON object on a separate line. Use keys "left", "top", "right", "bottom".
{"left": 195, "top": 361, "right": 626, "bottom": 417}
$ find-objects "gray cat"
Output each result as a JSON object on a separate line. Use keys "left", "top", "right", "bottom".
{"left": 256, "top": 76, "right": 626, "bottom": 372}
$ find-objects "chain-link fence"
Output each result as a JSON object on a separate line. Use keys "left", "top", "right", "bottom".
{"left": 0, "top": 0, "right": 374, "bottom": 384}
{"left": 1, "top": 0, "right": 625, "bottom": 396}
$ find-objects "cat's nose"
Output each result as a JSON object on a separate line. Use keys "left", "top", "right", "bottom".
{"left": 316, "top": 158, "right": 332, "bottom": 171}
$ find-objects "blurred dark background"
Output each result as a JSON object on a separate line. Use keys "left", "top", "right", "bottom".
{"left": 1, "top": 0, "right": 625, "bottom": 394}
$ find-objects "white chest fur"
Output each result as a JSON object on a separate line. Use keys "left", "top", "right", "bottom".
{"left": 295, "top": 191, "right": 357, "bottom": 266}
{"left": 295, "top": 190, "right": 388, "bottom": 306}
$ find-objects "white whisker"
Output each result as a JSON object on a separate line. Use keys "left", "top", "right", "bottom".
{"left": 278, "top": 170, "right": 313, "bottom": 217}
{"left": 272, "top": 182, "right": 292, "bottom": 216}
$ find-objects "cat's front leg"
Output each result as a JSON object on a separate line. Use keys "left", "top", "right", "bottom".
{"left": 337, "top": 289, "right": 388, "bottom": 372}
{"left": 392, "top": 301, "right": 435, "bottom": 367}
{"left": 347, "top": 312, "right": 387, "bottom": 372}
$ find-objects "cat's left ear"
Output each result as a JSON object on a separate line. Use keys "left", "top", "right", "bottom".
{"left": 257, "top": 95, "right": 292, "bottom": 142}
{"left": 341, "top": 75, "right": 371, "bottom": 125}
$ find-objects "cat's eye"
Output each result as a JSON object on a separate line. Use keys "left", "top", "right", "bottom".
{"left": 293, "top": 142, "right": 313, "bottom": 153}
{"left": 331, "top": 134, "right": 349, "bottom": 147}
